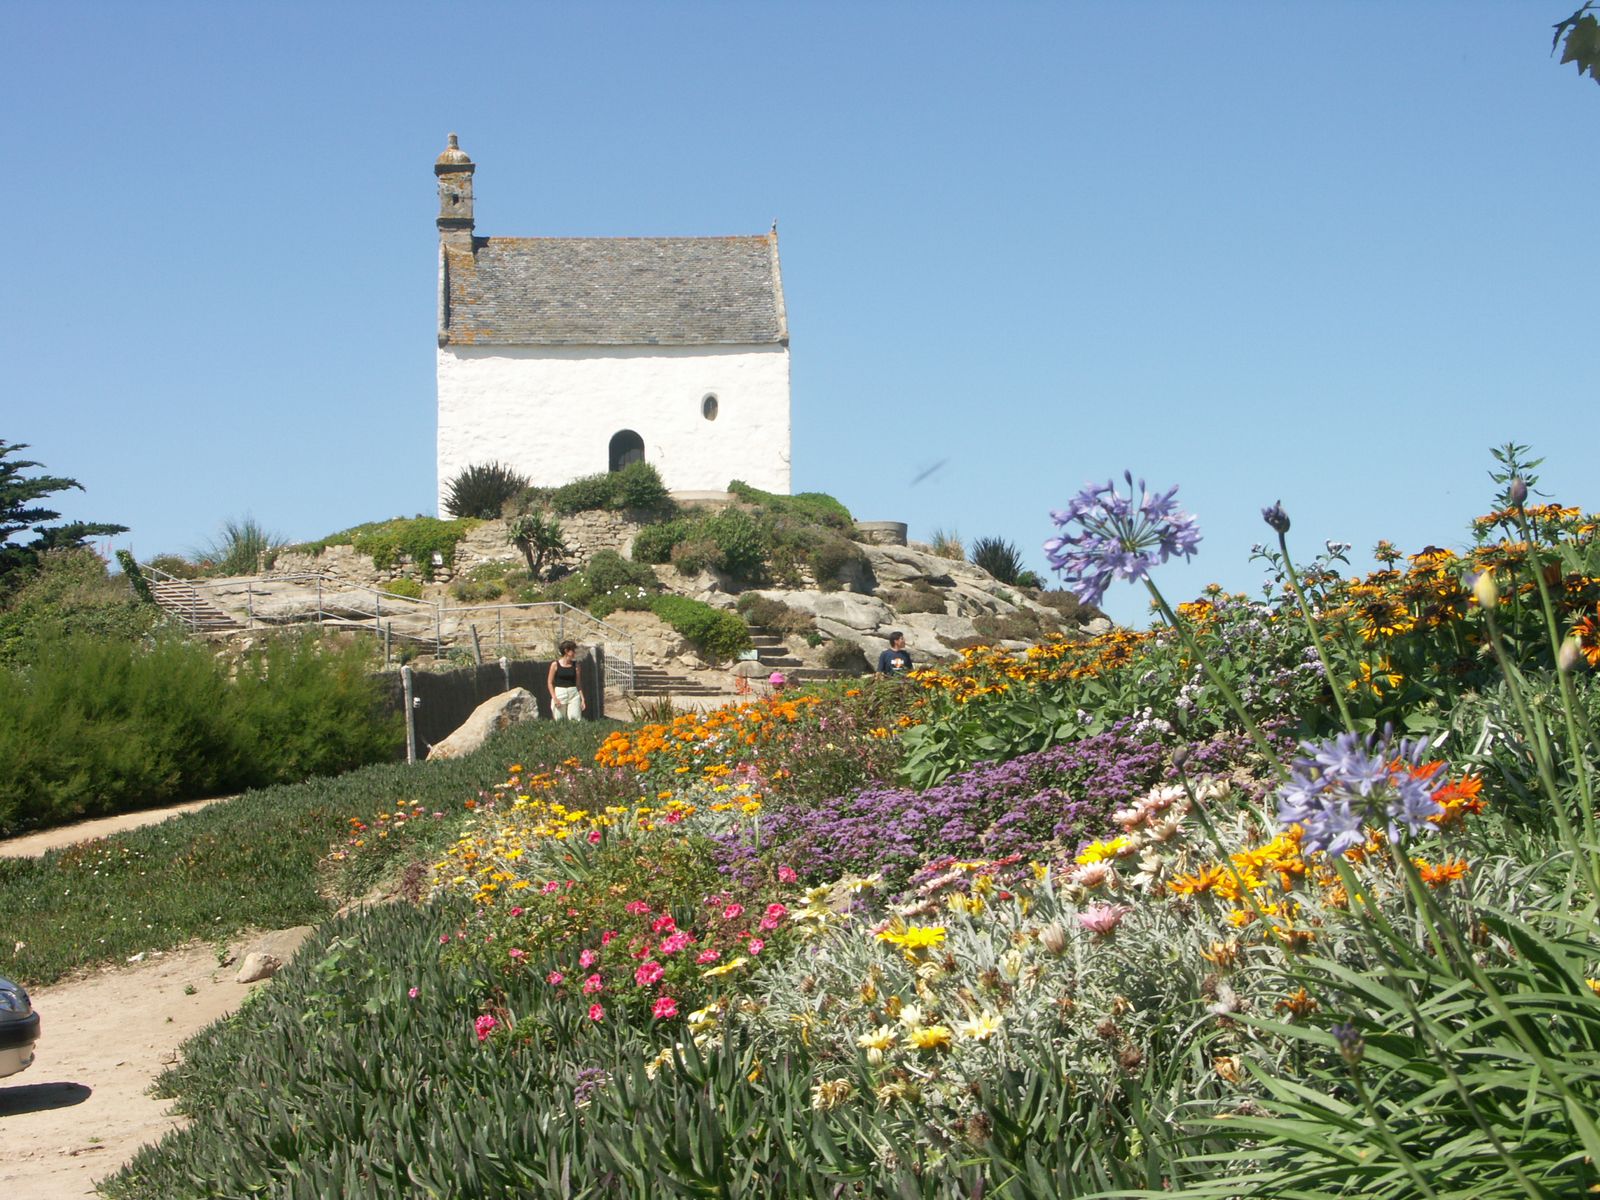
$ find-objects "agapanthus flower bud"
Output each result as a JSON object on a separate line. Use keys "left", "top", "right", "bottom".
{"left": 1559, "top": 635, "right": 1584, "bottom": 674}
{"left": 1261, "top": 501, "right": 1290, "bottom": 535}
{"left": 1508, "top": 477, "right": 1528, "bottom": 507}
{"left": 1472, "top": 570, "right": 1499, "bottom": 609}
{"left": 1170, "top": 745, "right": 1192, "bottom": 772}
{"left": 1331, "top": 1021, "right": 1365, "bottom": 1068}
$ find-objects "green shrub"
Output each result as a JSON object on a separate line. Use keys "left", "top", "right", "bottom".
{"left": 145, "top": 553, "right": 204, "bottom": 580}
{"left": 550, "top": 472, "right": 616, "bottom": 514}
{"left": 612, "top": 461, "right": 672, "bottom": 511}
{"left": 884, "top": 586, "right": 947, "bottom": 614}
{"left": 822, "top": 638, "right": 870, "bottom": 673}
{"left": 669, "top": 537, "right": 723, "bottom": 575}
{"left": 288, "top": 518, "right": 481, "bottom": 581}
{"left": 649, "top": 595, "right": 751, "bottom": 662}
{"left": 551, "top": 463, "right": 674, "bottom": 516}
{"left": 381, "top": 577, "right": 424, "bottom": 600}
{"left": 0, "top": 631, "right": 399, "bottom": 836}
{"left": 443, "top": 461, "right": 529, "bottom": 519}
{"left": 450, "top": 562, "right": 519, "bottom": 603}
{"left": 1034, "top": 588, "right": 1107, "bottom": 626}
{"left": 806, "top": 529, "right": 868, "bottom": 591}
{"left": 0, "top": 547, "right": 159, "bottom": 666}
{"left": 702, "top": 507, "right": 768, "bottom": 580}
{"left": 972, "top": 607, "right": 1052, "bottom": 643}
{"left": 735, "top": 593, "right": 816, "bottom": 636}
{"left": 630, "top": 518, "right": 690, "bottom": 564}
{"left": 585, "top": 550, "right": 656, "bottom": 594}
{"left": 727, "top": 480, "right": 854, "bottom": 530}
{"left": 969, "top": 535, "right": 1024, "bottom": 584}
{"left": 1015, "top": 568, "right": 1045, "bottom": 589}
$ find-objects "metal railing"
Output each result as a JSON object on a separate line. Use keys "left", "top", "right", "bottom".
{"left": 138, "top": 566, "right": 635, "bottom": 690}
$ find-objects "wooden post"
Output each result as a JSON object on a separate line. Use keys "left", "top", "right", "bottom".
{"left": 500, "top": 655, "right": 511, "bottom": 692}
{"left": 470, "top": 623, "right": 483, "bottom": 666}
{"left": 383, "top": 621, "right": 392, "bottom": 666}
{"left": 401, "top": 665, "right": 417, "bottom": 765}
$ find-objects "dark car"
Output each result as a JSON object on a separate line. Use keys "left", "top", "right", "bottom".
{"left": 0, "top": 976, "right": 39, "bottom": 1079}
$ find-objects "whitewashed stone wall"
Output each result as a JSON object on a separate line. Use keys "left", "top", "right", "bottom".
{"left": 437, "top": 343, "right": 791, "bottom": 510}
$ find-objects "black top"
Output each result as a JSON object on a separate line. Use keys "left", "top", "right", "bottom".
{"left": 553, "top": 661, "right": 578, "bottom": 686}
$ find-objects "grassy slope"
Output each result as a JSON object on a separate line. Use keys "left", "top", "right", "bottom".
{"left": 0, "top": 719, "right": 612, "bottom": 988}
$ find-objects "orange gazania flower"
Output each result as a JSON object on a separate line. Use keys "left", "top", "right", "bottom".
{"left": 1274, "top": 988, "right": 1318, "bottom": 1019}
{"left": 1414, "top": 857, "right": 1470, "bottom": 887}
{"left": 1571, "top": 609, "right": 1600, "bottom": 669}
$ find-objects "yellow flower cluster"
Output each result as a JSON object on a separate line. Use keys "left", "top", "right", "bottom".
{"left": 432, "top": 771, "right": 764, "bottom": 906}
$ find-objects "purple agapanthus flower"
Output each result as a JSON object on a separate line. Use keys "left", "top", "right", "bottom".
{"left": 1276, "top": 730, "right": 1445, "bottom": 854}
{"left": 1044, "top": 472, "right": 1201, "bottom": 606}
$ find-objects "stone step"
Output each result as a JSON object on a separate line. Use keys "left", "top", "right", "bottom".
{"left": 756, "top": 654, "right": 804, "bottom": 668}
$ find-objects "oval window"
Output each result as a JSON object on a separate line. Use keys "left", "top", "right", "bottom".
{"left": 701, "top": 394, "right": 719, "bottom": 421}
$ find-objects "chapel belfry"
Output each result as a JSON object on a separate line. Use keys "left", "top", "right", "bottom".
{"left": 434, "top": 133, "right": 475, "bottom": 249}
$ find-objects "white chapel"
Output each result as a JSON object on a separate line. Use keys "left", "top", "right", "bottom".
{"left": 433, "top": 134, "right": 792, "bottom": 509}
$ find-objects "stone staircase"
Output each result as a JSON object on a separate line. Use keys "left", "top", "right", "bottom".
{"left": 629, "top": 665, "right": 730, "bottom": 698}
{"left": 745, "top": 623, "right": 848, "bottom": 685}
{"left": 148, "top": 578, "right": 241, "bottom": 631}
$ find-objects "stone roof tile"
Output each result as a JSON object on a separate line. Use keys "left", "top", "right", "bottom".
{"left": 442, "top": 234, "right": 786, "bottom": 347}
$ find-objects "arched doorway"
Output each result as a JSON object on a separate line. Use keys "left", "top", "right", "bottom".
{"left": 609, "top": 429, "right": 644, "bottom": 472}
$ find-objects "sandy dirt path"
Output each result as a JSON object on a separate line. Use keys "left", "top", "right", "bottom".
{"left": 0, "top": 940, "right": 270, "bottom": 1198}
{"left": 0, "top": 797, "right": 234, "bottom": 860}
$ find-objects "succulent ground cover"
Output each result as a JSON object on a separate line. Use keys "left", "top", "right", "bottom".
{"left": 104, "top": 446, "right": 1600, "bottom": 1198}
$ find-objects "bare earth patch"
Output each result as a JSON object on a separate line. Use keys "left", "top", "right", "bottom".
{"left": 0, "top": 940, "right": 270, "bottom": 1199}
{"left": 0, "top": 797, "right": 233, "bottom": 861}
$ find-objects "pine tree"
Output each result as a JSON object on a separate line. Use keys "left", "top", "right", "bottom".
{"left": 0, "top": 440, "right": 128, "bottom": 590}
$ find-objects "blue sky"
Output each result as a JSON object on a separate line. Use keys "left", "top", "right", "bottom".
{"left": 5, "top": 1, "right": 1595, "bottom": 624}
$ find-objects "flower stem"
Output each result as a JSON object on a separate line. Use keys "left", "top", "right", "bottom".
{"left": 1276, "top": 531, "right": 1355, "bottom": 730}
{"left": 1143, "top": 578, "right": 1279, "bottom": 770}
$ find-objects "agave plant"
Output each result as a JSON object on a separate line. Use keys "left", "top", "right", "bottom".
{"left": 444, "top": 460, "right": 530, "bottom": 520}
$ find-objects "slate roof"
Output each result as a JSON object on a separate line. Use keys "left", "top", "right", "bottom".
{"left": 440, "top": 234, "right": 787, "bottom": 347}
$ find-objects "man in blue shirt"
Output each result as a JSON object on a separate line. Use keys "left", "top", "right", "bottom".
{"left": 877, "top": 631, "right": 912, "bottom": 676}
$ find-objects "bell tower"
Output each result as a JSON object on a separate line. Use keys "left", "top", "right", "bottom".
{"left": 434, "top": 133, "right": 475, "bottom": 250}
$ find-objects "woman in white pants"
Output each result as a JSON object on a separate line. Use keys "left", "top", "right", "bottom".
{"left": 547, "top": 641, "right": 586, "bottom": 720}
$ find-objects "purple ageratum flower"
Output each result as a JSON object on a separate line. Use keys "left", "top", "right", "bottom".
{"left": 1276, "top": 730, "right": 1445, "bottom": 854}
{"left": 1045, "top": 473, "right": 1201, "bottom": 606}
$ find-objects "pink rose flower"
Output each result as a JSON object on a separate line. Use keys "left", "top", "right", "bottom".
{"left": 695, "top": 949, "right": 720, "bottom": 965}
{"left": 748, "top": 938, "right": 765, "bottom": 955}
{"left": 587, "top": 829, "right": 602, "bottom": 844}
{"left": 546, "top": 971, "right": 564, "bottom": 985}
{"left": 600, "top": 930, "right": 618, "bottom": 946}
{"left": 408, "top": 987, "right": 419, "bottom": 999}
{"left": 625, "top": 901, "right": 652, "bottom": 915}
{"left": 765, "top": 903, "right": 788, "bottom": 920}
{"left": 1077, "top": 903, "right": 1131, "bottom": 937}
{"left": 579, "top": 948, "right": 599, "bottom": 968}
{"left": 722, "top": 903, "right": 745, "bottom": 921}
{"left": 635, "top": 960, "right": 665, "bottom": 987}
{"left": 508, "top": 948, "right": 526, "bottom": 960}
{"left": 474, "top": 1014, "right": 499, "bottom": 1042}
{"left": 777, "top": 866, "right": 798, "bottom": 884}
{"left": 541, "top": 881, "right": 561, "bottom": 895}
{"left": 652, "top": 996, "right": 679, "bottom": 1020}
{"left": 509, "top": 906, "right": 524, "bottom": 917}
{"left": 440, "top": 934, "right": 450, "bottom": 944}
{"left": 757, "top": 916, "right": 780, "bottom": 932}
{"left": 651, "top": 914, "right": 677, "bottom": 934}
{"left": 588, "top": 1003, "right": 605, "bottom": 1022}
{"left": 582, "top": 974, "right": 604, "bottom": 995}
